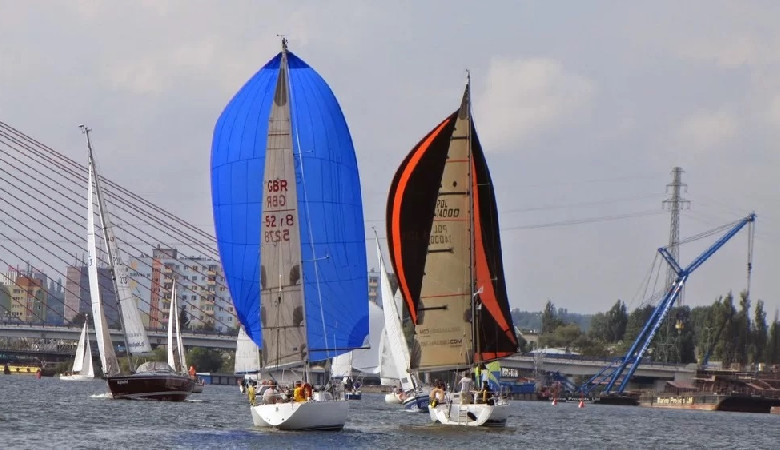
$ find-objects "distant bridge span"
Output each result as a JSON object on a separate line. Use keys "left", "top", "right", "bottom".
{"left": 0, "top": 324, "right": 237, "bottom": 350}
{"left": 501, "top": 354, "right": 694, "bottom": 386}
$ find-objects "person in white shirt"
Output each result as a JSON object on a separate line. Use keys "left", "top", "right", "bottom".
{"left": 263, "top": 384, "right": 277, "bottom": 404}
{"left": 459, "top": 373, "right": 474, "bottom": 404}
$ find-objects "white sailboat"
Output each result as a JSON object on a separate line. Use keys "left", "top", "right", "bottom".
{"left": 386, "top": 75, "right": 519, "bottom": 427}
{"left": 211, "top": 38, "right": 369, "bottom": 431}
{"left": 60, "top": 317, "right": 96, "bottom": 381}
{"left": 167, "top": 280, "right": 203, "bottom": 392}
{"left": 375, "top": 236, "right": 429, "bottom": 410}
{"left": 234, "top": 326, "right": 261, "bottom": 393}
{"left": 81, "top": 125, "right": 194, "bottom": 401}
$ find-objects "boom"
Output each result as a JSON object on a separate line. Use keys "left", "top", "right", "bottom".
{"left": 579, "top": 213, "right": 755, "bottom": 395}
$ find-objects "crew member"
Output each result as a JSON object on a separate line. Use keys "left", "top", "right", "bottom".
{"left": 247, "top": 382, "right": 256, "bottom": 406}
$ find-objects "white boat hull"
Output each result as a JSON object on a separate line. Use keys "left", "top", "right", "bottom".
{"left": 59, "top": 374, "right": 95, "bottom": 381}
{"left": 385, "top": 393, "right": 402, "bottom": 404}
{"left": 250, "top": 399, "right": 348, "bottom": 431}
{"left": 428, "top": 398, "right": 510, "bottom": 427}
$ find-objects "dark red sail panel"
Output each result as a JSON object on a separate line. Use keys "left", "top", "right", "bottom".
{"left": 470, "top": 127, "right": 518, "bottom": 361}
{"left": 386, "top": 114, "right": 457, "bottom": 324}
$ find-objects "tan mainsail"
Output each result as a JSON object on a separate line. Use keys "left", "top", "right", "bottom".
{"left": 260, "top": 48, "right": 307, "bottom": 369}
{"left": 414, "top": 90, "right": 474, "bottom": 370}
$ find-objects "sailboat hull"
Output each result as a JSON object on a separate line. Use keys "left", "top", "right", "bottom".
{"left": 385, "top": 393, "right": 402, "bottom": 404}
{"left": 59, "top": 374, "right": 96, "bottom": 382}
{"left": 429, "top": 395, "right": 510, "bottom": 427}
{"left": 403, "top": 393, "right": 430, "bottom": 412}
{"left": 250, "top": 399, "right": 348, "bottom": 431}
{"left": 106, "top": 374, "right": 195, "bottom": 401}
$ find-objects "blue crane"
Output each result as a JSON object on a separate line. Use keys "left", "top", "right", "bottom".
{"left": 579, "top": 212, "right": 756, "bottom": 396}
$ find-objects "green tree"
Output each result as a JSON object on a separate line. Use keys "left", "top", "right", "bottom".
{"left": 70, "top": 312, "right": 87, "bottom": 327}
{"left": 734, "top": 291, "right": 752, "bottom": 366}
{"left": 604, "top": 300, "right": 628, "bottom": 342}
{"left": 766, "top": 313, "right": 780, "bottom": 364}
{"left": 752, "top": 300, "right": 768, "bottom": 364}
{"left": 541, "top": 300, "right": 564, "bottom": 334}
{"left": 714, "top": 293, "right": 738, "bottom": 367}
{"left": 617, "top": 305, "right": 654, "bottom": 355}
{"left": 179, "top": 305, "right": 190, "bottom": 330}
{"left": 539, "top": 323, "right": 581, "bottom": 351}
{"left": 187, "top": 347, "right": 224, "bottom": 372}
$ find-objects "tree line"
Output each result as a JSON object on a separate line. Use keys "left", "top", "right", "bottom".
{"left": 513, "top": 292, "right": 780, "bottom": 367}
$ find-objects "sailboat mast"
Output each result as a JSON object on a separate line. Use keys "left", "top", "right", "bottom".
{"left": 80, "top": 125, "right": 134, "bottom": 373}
{"left": 464, "top": 71, "right": 480, "bottom": 364}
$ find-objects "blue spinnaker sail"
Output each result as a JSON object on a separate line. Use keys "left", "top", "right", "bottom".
{"left": 211, "top": 51, "right": 368, "bottom": 362}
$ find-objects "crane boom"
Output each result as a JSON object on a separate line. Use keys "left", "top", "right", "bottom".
{"left": 580, "top": 212, "right": 755, "bottom": 396}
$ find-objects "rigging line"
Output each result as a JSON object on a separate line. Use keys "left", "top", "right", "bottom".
{"left": 628, "top": 253, "right": 660, "bottom": 309}
{"left": 0, "top": 135, "right": 219, "bottom": 258}
{"left": 0, "top": 145, "right": 87, "bottom": 216}
{"left": 514, "top": 173, "right": 662, "bottom": 188}
{"left": 501, "top": 209, "right": 664, "bottom": 230}
{"left": 673, "top": 219, "right": 741, "bottom": 247}
{"left": 501, "top": 193, "right": 665, "bottom": 214}
{"left": 0, "top": 126, "right": 218, "bottom": 249}
{"left": 683, "top": 211, "right": 778, "bottom": 244}
{"left": 0, "top": 244, "right": 105, "bottom": 322}
{"left": 0, "top": 169, "right": 85, "bottom": 234}
{"left": 0, "top": 195, "right": 229, "bottom": 331}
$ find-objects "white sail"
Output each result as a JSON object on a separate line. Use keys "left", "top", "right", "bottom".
{"left": 88, "top": 164, "right": 120, "bottom": 377}
{"left": 167, "top": 280, "right": 187, "bottom": 373}
{"left": 378, "top": 328, "right": 398, "bottom": 385}
{"left": 175, "top": 284, "right": 187, "bottom": 374}
{"left": 331, "top": 352, "right": 352, "bottom": 378}
{"left": 376, "top": 237, "right": 415, "bottom": 392}
{"left": 97, "top": 199, "right": 151, "bottom": 355}
{"left": 82, "top": 330, "right": 95, "bottom": 378}
{"left": 234, "top": 327, "right": 261, "bottom": 374}
{"left": 71, "top": 321, "right": 87, "bottom": 374}
{"left": 350, "top": 301, "right": 384, "bottom": 374}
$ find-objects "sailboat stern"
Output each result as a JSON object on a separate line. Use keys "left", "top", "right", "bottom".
{"left": 251, "top": 400, "right": 348, "bottom": 431}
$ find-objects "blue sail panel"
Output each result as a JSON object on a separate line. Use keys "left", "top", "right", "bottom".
{"left": 211, "top": 51, "right": 369, "bottom": 359}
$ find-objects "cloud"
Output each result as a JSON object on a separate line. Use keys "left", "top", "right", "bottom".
{"left": 675, "top": 109, "right": 738, "bottom": 151}
{"left": 676, "top": 35, "right": 780, "bottom": 68}
{"left": 767, "top": 94, "right": 780, "bottom": 127}
{"left": 474, "top": 57, "right": 594, "bottom": 151}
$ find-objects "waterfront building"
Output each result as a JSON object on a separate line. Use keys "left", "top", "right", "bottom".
{"left": 63, "top": 265, "right": 120, "bottom": 326}
{"left": 368, "top": 268, "right": 379, "bottom": 306}
{"left": 128, "top": 246, "right": 236, "bottom": 333}
{"left": 44, "top": 278, "right": 65, "bottom": 326}
{"left": 0, "top": 268, "right": 48, "bottom": 323}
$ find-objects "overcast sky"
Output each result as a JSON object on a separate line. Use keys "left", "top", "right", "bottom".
{"left": 2, "top": 1, "right": 779, "bottom": 317}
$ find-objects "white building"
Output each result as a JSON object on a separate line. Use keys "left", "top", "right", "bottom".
{"left": 127, "top": 246, "right": 236, "bottom": 333}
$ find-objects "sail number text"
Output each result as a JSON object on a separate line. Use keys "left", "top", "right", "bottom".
{"left": 435, "top": 199, "right": 460, "bottom": 218}
{"left": 264, "top": 214, "right": 294, "bottom": 242}
{"left": 264, "top": 178, "right": 295, "bottom": 243}
{"left": 266, "top": 178, "right": 289, "bottom": 208}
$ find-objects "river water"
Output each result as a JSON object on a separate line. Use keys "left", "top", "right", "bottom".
{"left": 1, "top": 375, "right": 777, "bottom": 449}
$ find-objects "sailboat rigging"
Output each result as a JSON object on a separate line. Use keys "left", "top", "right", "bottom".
{"left": 81, "top": 125, "right": 194, "bottom": 401}
{"left": 211, "top": 38, "right": 369, "bottom": 431}
{"left": 386, "top": 74, "right": 518, "bottom": 426}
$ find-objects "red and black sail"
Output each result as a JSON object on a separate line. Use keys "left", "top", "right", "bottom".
{"left": 386, "top": 84, "right": 517, "bottom": 368}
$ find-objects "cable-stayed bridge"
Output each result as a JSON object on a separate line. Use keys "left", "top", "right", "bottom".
{"left": 0, "top": 120, "right": 236, "bottom": 347}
